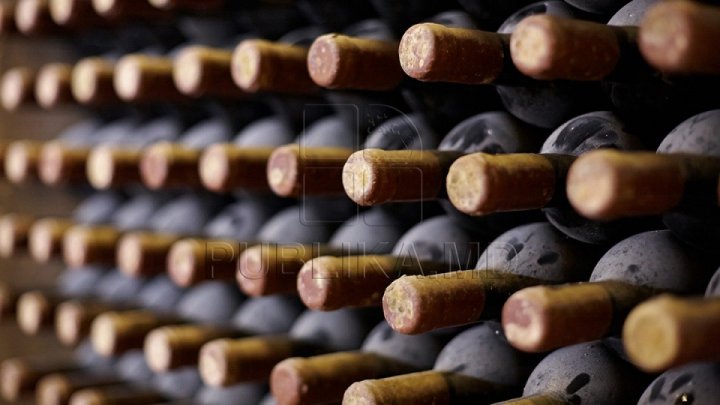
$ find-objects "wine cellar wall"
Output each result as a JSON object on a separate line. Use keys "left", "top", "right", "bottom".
{"left": 0, "top": 1, "right": 719, "bottom": 404}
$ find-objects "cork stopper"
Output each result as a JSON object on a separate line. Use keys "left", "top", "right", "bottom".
{"left": 71, "top": 57, "right": 120, "bottom": 106}
{"left": 237, "top": 244, "right": 345, "bottom": 297}
{"left": 173, "top": 46, "right": 246, "bottom": 98}
{"left": 167, "top": 238, "right": 246, "bottom": 287}
{"left": 267, "top": 145, "right": 354, "bottom": 197}
{"left": 15, "top": 0, "right": 59, "bottom": 36}
{"left": 4, "top": 140, "right": 42, "bottom": 184}
{"left": 639, "top": 1, "right": 720, "bottom": 75}
{"left": 502, "top": 284, "right": 615, "bottom": 353}
{"left": 0, "top": 213, "right": 35, "bottom": 257}
{"left": 38, "top": 141, "right": 90, "bottom": 186}
{"left": 623, "top": 295, "right": 720, "bottom": 372}
{"left": 199, "top": 144, "right": 275, "bottom": 192}
{"left": 272, "top": 352, "right": 418, "bottom": 405}
{"left": 35, "top": 63, "right": 74, "bottom": 109}
{"left": 139, "top": 142, "right": 202, "bottom": 189}
{"left": 343, "top": 149, "right": 463, "bottom": 206}
{"left": 114, "top": 54, "right": 186, "bottom": 103}
{"left": 62, "top": 224, "right": 120, "bottom": 267}
{"left": 145, "top": 325, "right": 242, "bottom": 372}
{"left": 566, "top": 150, "right": 694, "bottom": 220}
{"left": 307, "top": 33, "right": 403, "bottom": 90}
{"left": 86, "top": 145, "right": 142, "bottom": 189}
{"left": 399, "top": 23, "right": 505, "bottom": 84}
{"left": 16, "top": 290, "right": 53, "bottom": 335}
{"left": 199, "top": 336, "right": 302, "bottom": 386}
{"left": 383, "top": 271, "right": 487, "bottom": 335}
{"left": 344, "top": 370, "right": 492, "bottom": 405}
{"left": 232, "top": 39, "right": 318, "bottom": 94}
{"left": 384, "top": 270, "right": 543, "bottom": 335}
{"left": 90, "top": 310, "right": 176, "bottom": 356}
{"left": 297, "top": 255, "right": 450, "bottom": 311}
{"left": 1, "top": 67, "right": 36, "bottom": 110}
{"left": 510, "top": 15, "right": 622, "bottom": 80}
{"left": 116, "top": 231, "right": 182, "bottom": 277}
{"left": 446, "top": 153, "right": 573, "bottom": 216}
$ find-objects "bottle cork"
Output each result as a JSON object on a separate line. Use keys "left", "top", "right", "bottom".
{"left": 36, "top": 370, "right": 123, "bottom": 405}
{"left": 15, "top": 0, "right": 60, "bottom": 36}
{"left": 71, "top": 57, "right": 120, "bottom": 106}
{"left": 116, "top": 231, "right": 182, "bottom": 277}
{"left": 267, "top": 145, "right": 354, "bottom": 197}
{"left": 307, "top": 33, "right": 403, "bottom": 90}
{"left": 86, "top": 146, "right": 142, "bottom": 189}
{"left": 139, "top": 142, "right": 203, "bottom": 189}
{"left": 62, "top": 225, "right": 121, "bottom": 267}
{"left": 0, "top": 213, "right": 35, "bottom": 257}
{"left": 4, "top": 140, "right": 42, "bottom": 184}
{"left": 232, "top": 39, "right": 318, "bottom": 94}
{"left": 35, "top": 63, "right": 74, "bottom": 109}
{"left": 56, "top": 299, "right": 122, "bottom": 347}
{"left": 199, "top": 144, "right": 275, "bottom": 192}
{"left": 29, "top": 217, "right": 74, "bottom": 263}
{"left": 167, "top": 238, "right": 248, "bottom": 287}
{"left": 0, "top": 353, "right": 80, "bottom": 402}
{"left": 447, "top": 153, "right": 575, "bottom": 216}
{"left": 1, "top": 67, "right": 36, "bottom": 110}
{"left": 114, "top": 54, "right": 187, "bottom": 103}
{"left": 90, "top": 310, "right": 183, "bottom": 357}
{"left": 343, "top": 149, "right": 463, "bottom": 206}
{"left": 173, "top": 46, "right": 246, "bottom": 99}
{"left": 399, "top": 23, "right": 505, "bottom": 84}
{"left": 38, "top": 141, "right": 90, "bottom": 186}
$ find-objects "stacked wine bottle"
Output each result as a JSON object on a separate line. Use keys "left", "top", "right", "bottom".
{"left": 1, "top": 0, "right": 720, "bottom": 404}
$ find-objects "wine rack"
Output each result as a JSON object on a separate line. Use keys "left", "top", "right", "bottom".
{"left": 0, "top": 1, "right": 719, "bottom": 404}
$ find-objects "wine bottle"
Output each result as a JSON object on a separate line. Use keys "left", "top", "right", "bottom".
{"left": 16, "top": 268, "right": 140, "bottom": 336}
{"left": 502, "top": 229, "right": 717, "bottom": 353}
{"left": 344, "top": 321, "right": 539, "bottom": 404}
{"left": 0, "top": 341, "right": 112, "bottom": 402}
{"left": 68, "top": 367, "right": 203, "bottom": 405}
{"left": 267, "top": 112, "right": 436, "bottom": 198}
{"left": 637, "top": 362, "right": 720, "bottom": 405}
{"left": 343, "top": 111, "right": 541, "bottom": 206}
{"left": 381, "top": 222, "right": 600, "bottom": 334}
{"left": 28, "top": 191, "right": 128, "bottom": 262}
{"left": 639, "top": 1, "right": 720, "bottom": 75}
{"left": 622, "top": 267, "right": 720, "bottom": 372}
{"left": 270, "top": 321, "right": 445, "bottom": 405}
{"left": 36, "top": 349, "right": 151, "bottom": 405}
{"left": 90, "top": 281, "right": 242, "bottom": 357}
{"left": 567, "top": 109, "right": 720, "bottom": 250}
{"left": 510, "top": 0, "right": 717, "bottom": 133}
{"left": 61, "top": 192, "right": 190, "bottom": 268}
{"left": 198, "top": 308, "right": 381, "bottom": 386}
{"left": 496, "top": 339, "right": 650, "bottom": 404}
{"left": 398, "top": 1, "right": 606, "bottom": 129}
{"left": 114, "top": 193, "right": 229, "bottom": 276}
{"left": 139, "top": 106, "right": 267, "bottom": 189}
{"left": 236, "top": 205, "right": 407, "bottom": 297}
{"left": 143, "top": 295, "right": 304, "bottom": 372}
{"left": 297, "top": 214, "right": 484, "bottom": 311}
{"left": 55, "top": 275, "right": 184, "bottom": 347}
{"left": 447, "top": 110, "right": 657, "bottom": 244}
{"left": 85, "top": 114, "right": 192, "bottom": 189}
{"left": 166, "top": 196, "right": 283, "bottom": 286}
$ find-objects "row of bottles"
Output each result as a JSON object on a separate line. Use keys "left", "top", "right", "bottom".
{"left": 2, "top": 0, "right": 720, "bottom": 404}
